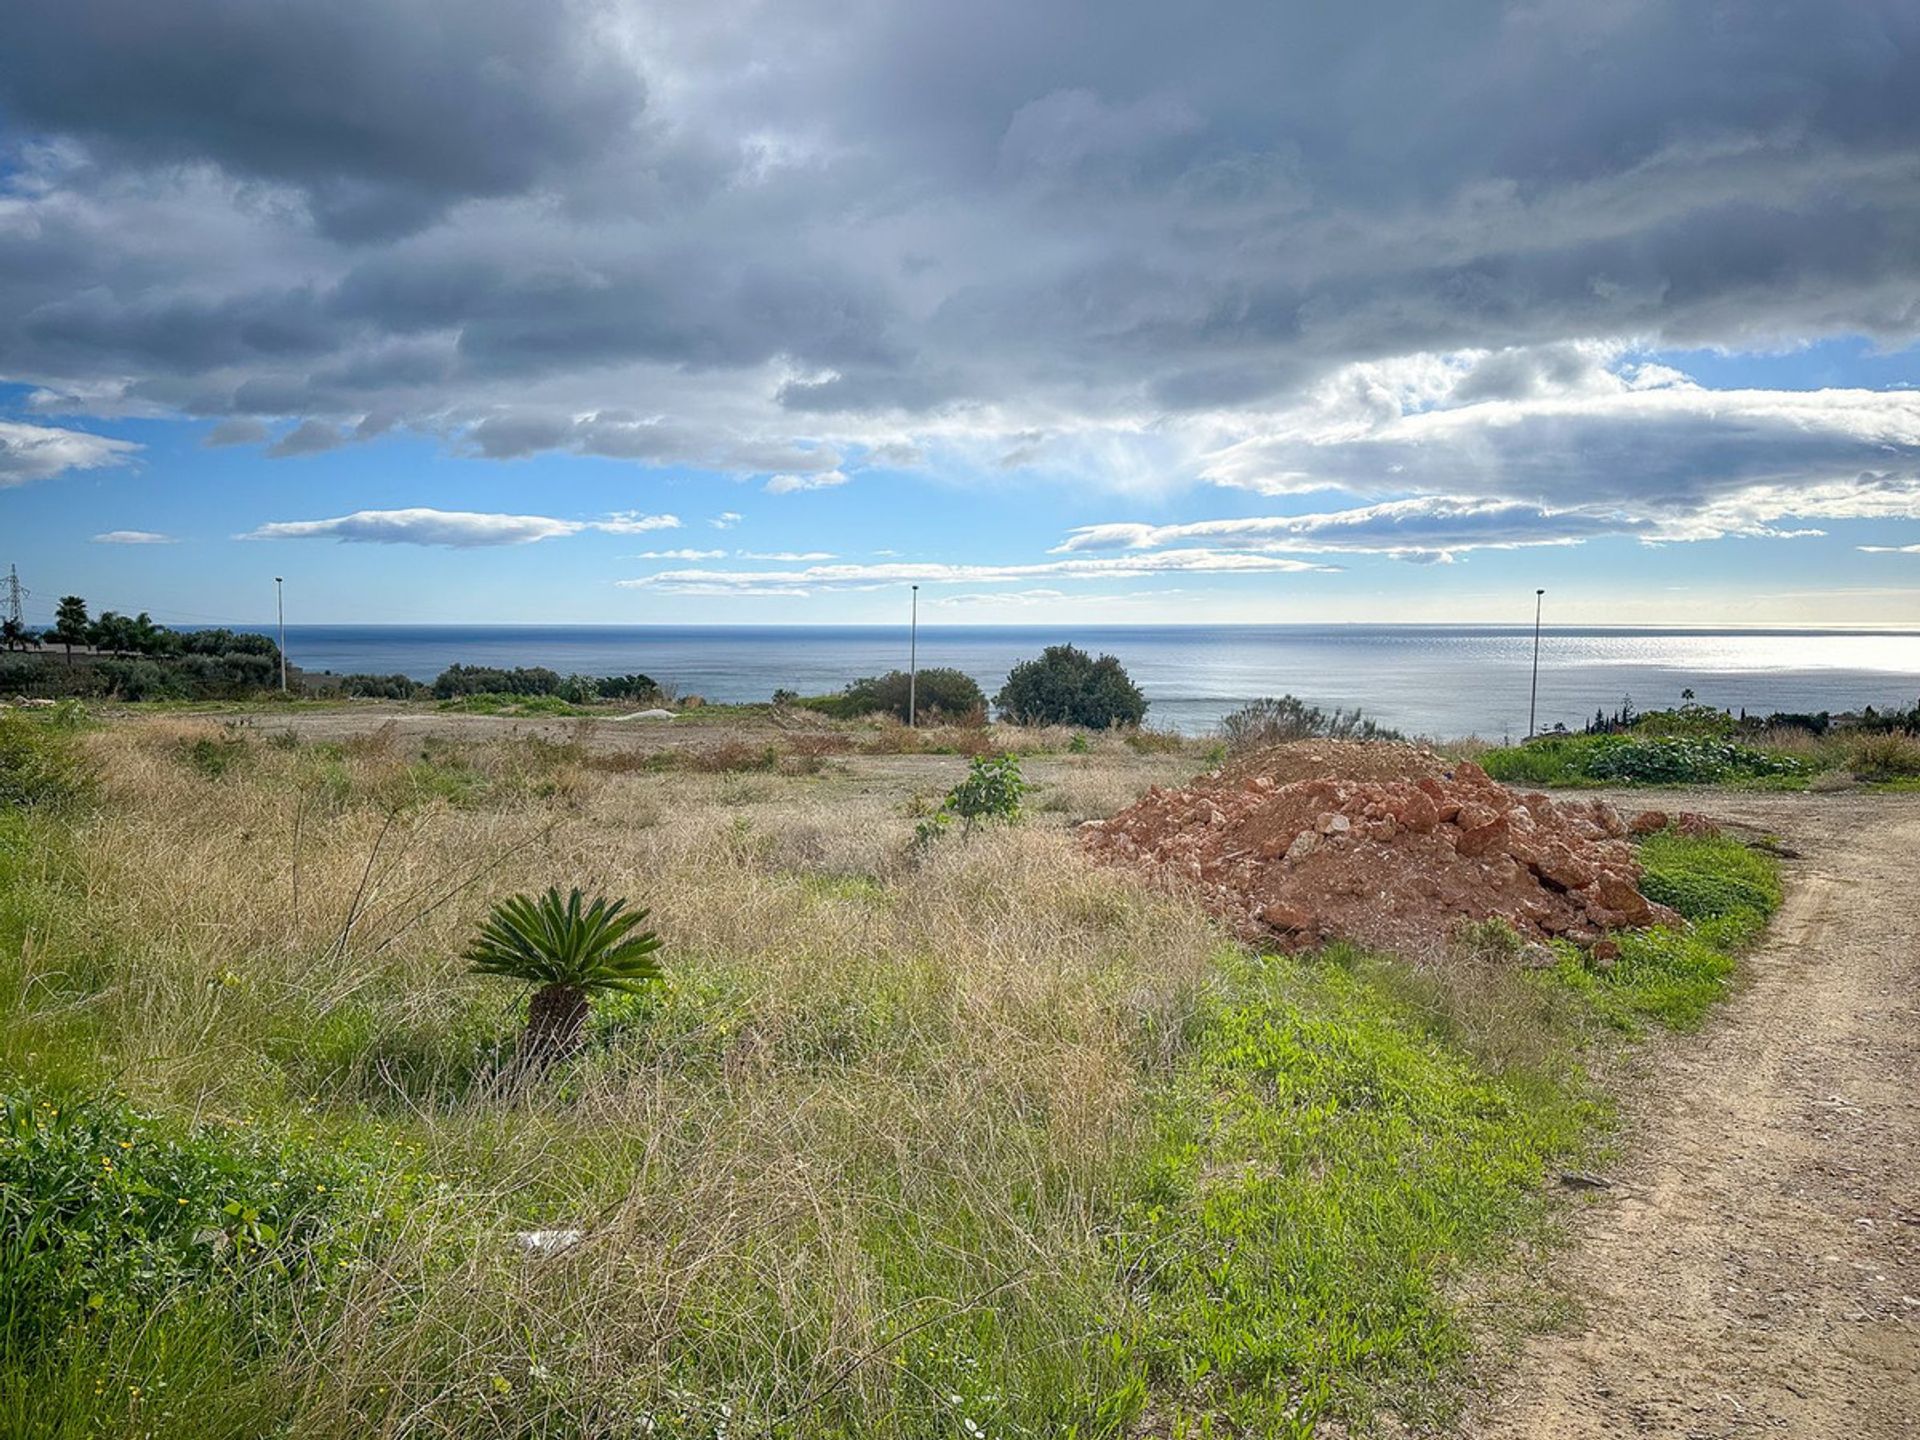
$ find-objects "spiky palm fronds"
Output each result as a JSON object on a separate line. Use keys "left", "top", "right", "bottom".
{"left": 465, "top": 887, "right": 664, "bottom": 993}
{"left": 468, "top": 888, "right": 663, "bottom": 1063}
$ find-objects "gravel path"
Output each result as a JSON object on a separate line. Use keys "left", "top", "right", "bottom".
{"left": 1473, "top": 789, "right": 1920, "bottom": 1439}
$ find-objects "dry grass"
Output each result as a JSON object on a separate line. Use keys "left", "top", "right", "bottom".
{"left": 14, "top": 719, "right": 1221, "bottom": 1435}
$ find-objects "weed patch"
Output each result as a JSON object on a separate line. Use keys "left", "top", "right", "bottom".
{"left": 0, "top": 711, "right": 95, "bottom": 808}
{"left": 1483, "top": 734, "right": 1811, "bottom": 787}
{"left": 1119, "top": 949, "right": 1592, "bottom": 1435}
{"left": 1551, "top": 829, "right": 1781, "bottom": 1033}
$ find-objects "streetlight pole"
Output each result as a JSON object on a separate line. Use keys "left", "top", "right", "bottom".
{"left": 275, "top": 576, "right": 288, "bottom": 694}
{"left": 1527, "top": 587, "right": 1545, "bottom": 739}
{"left": 908, "top": 584, "right": 919, "bottom": 727}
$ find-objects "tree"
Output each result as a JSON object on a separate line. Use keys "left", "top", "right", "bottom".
{"left": 841, "top": 667, "right": 986, "bottom": 723}
{"left": 89, "top": 611, "right": 135, "bottom": 656}
{"left": 0, "top": 618, "right": 32, "bottom": 652}
{"left": 994, "top": 645, "right": 1147, "bottom": 729}
{"left": 465, "top": 887, "right": 664, "bottom": 1062}
{"left": 49, "top": 597, "right": 90, "bottom": 664}
{"left": 914, "top": 752, "right": 1029, "bottom": 846}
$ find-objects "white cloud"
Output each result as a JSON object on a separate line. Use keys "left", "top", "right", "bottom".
{"left": 735, "top": 549, "right": 836, "bottom": 560}
{"left": 241, "top": 507, "right": 683, "bottom": 547}
{"left": 0, "top": 420, "right": 140, "bottom": 487}
{"left": 933, "top": 588, "right": 1071, "bottom": 607}
{"left": 1056, "top": 496, "right": 1670, "bottom": 561}
{"left": 1201, "top": 371, "right": 1920, "bottom": 538}
{"left": 92, "top": 529, "right": 176, "bottom": 544}
{"left": 1859, "top": 543, "right": 1920, "bottom": 554}
{"left": 764, "top": 470, "right": 848, "bottom": 495}
{"left": 631, "top": 548, "right": 727, "bottom": 560}
{"left": 245, "top": 508, "right": 583, "bottom": 547}
{"left": 709, "top": 512, "right": 743, "bottom": 529}
{"left": 930, "top": 587, "right": 1183, "bottom": 610}
{"left": 618, "top": 548, "right": 1337, "bottom": 595}
{"left": 593, "top": 511, "right": 681, "bottom": 534}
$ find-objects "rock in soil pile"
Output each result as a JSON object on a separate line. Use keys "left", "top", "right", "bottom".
{"left": 1081, "top": 751, "right": 1682, "bottom": 954}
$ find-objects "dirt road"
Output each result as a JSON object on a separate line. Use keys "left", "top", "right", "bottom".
{"left": 1473, "top": 789, "right": 1920, "bottom": 1439}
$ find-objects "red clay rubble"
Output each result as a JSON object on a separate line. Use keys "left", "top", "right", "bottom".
{"left": 1081, "top": 756, "right": 1684, "bottom": 954}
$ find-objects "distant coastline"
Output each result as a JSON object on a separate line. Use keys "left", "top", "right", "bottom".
{"left": 238, "top": 623, "right": 1920, "bottom": 740}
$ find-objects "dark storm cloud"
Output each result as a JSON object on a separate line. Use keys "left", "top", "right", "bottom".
{"left": 265, "top": 419, "right": 349, "bottom": 458}
{"left": 2, "top": 0, "right": 1919, "bottom": 513}
{"left": 0, "top": 0, "right": 649, "bottom": 238}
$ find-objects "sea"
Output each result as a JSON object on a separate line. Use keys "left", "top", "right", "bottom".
{"left": 264, "top": 625, "right": 1920, "bottom": 740}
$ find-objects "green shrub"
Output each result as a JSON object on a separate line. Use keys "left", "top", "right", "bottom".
{"left": 1218, "top": 694, "right": 1403, "bottom": 751}
{"left": 597, "top": 673, "right": 662, "bottom": 700}
{"left": 1628, "top": 702, "right": 1738, "bottom": 738}
{"left": 0, "top": 713, "right": 93, "bottom": 808}
{"left": 1483, "top": 734, "right": 1810, "bottom": 786}
{"left": 817, "top": 668, "right": 987, "bottom": 723}
{"left": 466, "top": 887, "right": 665, "bottom": 1060}
{"left": 914, "top": 753, "right": 1028, "bottom": 845}
{"left": 430, "top": 664, "right": 564, "bottom": 699}
{"left": 334, "top": 673, "right": 424, "bottom": 700}
{"left": 994, "top": 645, "right": 1147, "bottom": 729}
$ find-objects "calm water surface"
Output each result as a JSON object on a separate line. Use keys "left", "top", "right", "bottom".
{"left": 268, "top": 625, "right": 1920, "bottom": 739}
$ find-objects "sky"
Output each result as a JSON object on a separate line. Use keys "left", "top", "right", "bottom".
{"left": 3, "top": 1, "right": 1920, "bottom": 629}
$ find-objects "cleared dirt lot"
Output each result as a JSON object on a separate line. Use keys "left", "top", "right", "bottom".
{"left": 1474, "top": 789, "right": 1920, "bottom": 1439}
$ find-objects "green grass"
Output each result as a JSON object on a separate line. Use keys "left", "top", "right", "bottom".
{"left": 433, "top": 692, "right": 594, "bottom": 717}
{"left": 1548, "top": 828, "right": 1780, "bottom": 1033}
{"left": 1119, "top": 949, "right": 1593, "bottom": 1435}
{"left": 0, "top": 709, "right": 96, "bottom": 807}
{"left": 1481, "top": 733, "right": 1812, "bottom": 787}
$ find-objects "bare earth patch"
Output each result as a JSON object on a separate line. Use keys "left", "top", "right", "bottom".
{"left": 1080, "top": 748, "right": 1678, "bottom": 954}
{"left": 1472, "top": 789, "right": 1920, "bottom": 1440}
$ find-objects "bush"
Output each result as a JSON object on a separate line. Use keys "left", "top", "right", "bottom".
{"left": 1218, "top": 694, "right": 1403, "bottom": 752}
{"left": 0, "top": 712, "right": 94, "bottom": 807}
{"left": 836, "top": 668, "right": 987, "bottom": 724}
{"left": 1842, "top": 730, "right": 1920, "bottom": 780}
{"left": 914, "top": 753, "right": 1028, "bottom": 845}
{"left": 430, "top": 664, "right": 563, "bottom": 699}
{"left": 335, "top": 673, "right": 424, "bottom": 700}
{"left": 1482, "top": 734, "right": 1811, "bottom": 786}
{"left": 994, "top": 645, "right": 1146, "bottom": 729}
{"left": 597, "top": 673, "right": 661, "bottom": 701}
{"left": 1628, "top": 702, "right": 1738, "bottom": 738}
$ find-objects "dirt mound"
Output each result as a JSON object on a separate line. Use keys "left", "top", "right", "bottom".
{"left": 1220, "top": 738, "right": 1454, "bottom": 787}
{"left": 1082, "top": 758, "right": 1681, "bottom": 954}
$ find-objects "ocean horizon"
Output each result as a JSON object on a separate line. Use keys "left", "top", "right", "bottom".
{"left": 254, "top": 623, "right": 1920, "bottom": 740}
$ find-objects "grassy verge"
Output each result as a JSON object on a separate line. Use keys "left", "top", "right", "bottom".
{"left": 1482, "top": 726, "right": 1920, "bottom": 790}
{"left": 0, "top": 713, "right": 1777, "bottom": 1437}
{"left": 1481, "top": 733, "right": 1812, "bottom": 788}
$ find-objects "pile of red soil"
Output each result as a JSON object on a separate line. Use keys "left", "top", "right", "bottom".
{"left": 1081, "top": 751, "right": 1682, "bottom": 955}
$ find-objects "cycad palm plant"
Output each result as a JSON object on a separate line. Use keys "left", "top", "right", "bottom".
{"left": 465, "top": 887, "right": 663, "bottom": 1061}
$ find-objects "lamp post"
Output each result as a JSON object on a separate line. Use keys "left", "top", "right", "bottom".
{"left": 1527, "top": 587, "right": 1545, "bottom": 739}
{"left": 275, "top": 576, "right": 288, "bottom": 694}
{"left": 908, "top": 584, "right": 919, "bottom": 727}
